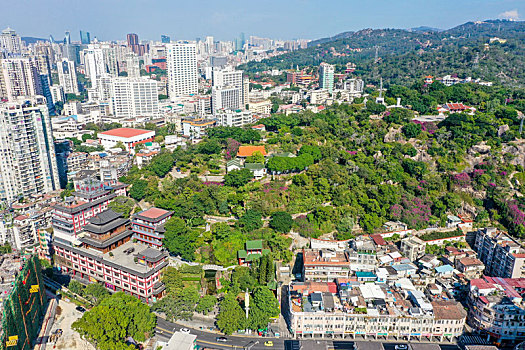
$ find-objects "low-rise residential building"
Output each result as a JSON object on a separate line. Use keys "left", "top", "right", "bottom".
{"left": 474, "top": 227, "right": 525, "bottom": 278}
{"left": 456, "top": 257, "right": 484, "bottom": 279}
{"left": 244, "top": 163, "right": 266, "bottom": 179}
{"left": 248, "top": 99, "right": 272, "bottom": 115}
{"left": 181, "top": 119, "right": 216, "bottom": 139}
{"left": 131, "top": 208, "right": 173, "bottom": 247}
{"left": 468, "top": 276, "right": 525, "bottom": 346}
{"left": 302, "top": 248, "right": 351, "bottom": 282}
{"left": 400, "top": 236, "right": 426, "bottom": 261}
{"left": 214, "top": 109, "right": 254, "bottom": 127}
{"left": 348, "top": 236, "right": 377, "bottom": 271}
{"left": 288, "top": 280, "right": 466, "bottom": 340}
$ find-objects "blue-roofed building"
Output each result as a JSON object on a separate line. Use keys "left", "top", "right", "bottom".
{"left": 435, "top": 264, "right": 454, "bottom": 276}
{"left": 392, "top": 263, "right": 418, "bottom": 277}
{"left": 355, "top": 271, "right": 377, "bottom": 282}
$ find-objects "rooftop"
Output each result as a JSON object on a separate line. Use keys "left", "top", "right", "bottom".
{"left": 303, "top": 249, "right": 350, "bottom": 266}
{"left": 134, "top": 207, "right": 173, "bottom": 222}
{"left": 99, "top": 128, "right": 153, "bottom": 138}
{"left": 237, "top": 145, "right": 267, "bottom": 157}
{"left": 53, "top": 240, "right": 168, "bottom": 278}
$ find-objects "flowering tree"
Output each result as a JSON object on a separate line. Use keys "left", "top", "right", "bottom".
{"left": 452, "top": 172, "right": 471, "bottom": 188}
{"left": 390, "top": 196, "right": 432, "bottom": 230}
{"left": 225, "top": 138, "right": 240, "bottom": 161}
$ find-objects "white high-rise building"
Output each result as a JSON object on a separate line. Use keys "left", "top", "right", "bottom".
{"left": 0, "top": 96, "right": 59, "bottom": 202}
{"left": 57, "top": 58, "right": 79, "bottom": 94}
{"left": 0, "top": 27, "right": 22, "bottom": 55}
{"left": 110, "top": 77, "right": 159, "bottom": 120}
{"left": 126, "top": 52, "right": 140, "bottom": 78}
{"left": 319, "top": 62, "right": 335, "bottom": 93}
{"left": 212, "top": 86, "right": 242, "bottom": 114}
{"left": 212, "top": 66, "right": 243, "bottom": 88}
{"left": 166, "top": 43, "right": 198, "bottom": 100}
{"left": 205, "top": 36, "right": 214, "bottom": 54}
{"left": 344, "top": 78, "right": 364, "bottom": 94}
{"left": 83, "top": 44, "right": 119, "bottom": 86}
{"left": 211, "top": 66, "right": 248, "bottom": 112}
{"left": 0, "top": 57, "right": 43, "bottom": 101}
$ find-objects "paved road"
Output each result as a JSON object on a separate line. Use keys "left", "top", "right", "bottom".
{"left": 156, "top": 317, "right": 462, "bottom": 350}
{"left": 156, "top": 317, "right": 284, "bottom": 349}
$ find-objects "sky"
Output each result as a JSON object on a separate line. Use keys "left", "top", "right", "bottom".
{"left": 1, "top": 0, "right": 523, "bottom": 42}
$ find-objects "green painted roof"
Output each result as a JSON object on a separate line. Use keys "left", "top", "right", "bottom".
{"left": 246, "top": 253, "right": 262, "bottom": 262}
{"left": 227, "top": 158, "right": 241, "bottom": 167}
{"left": 238, "top": 250, "right": 247, "bottom": 259}
{"left": 244, "top": 163, "right": 265, "bottom": 170}
{"left": 246, "top": 240, "right": 263, "bottom": 250}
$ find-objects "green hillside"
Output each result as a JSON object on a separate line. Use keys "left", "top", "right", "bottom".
{"left": 240, "top": 20, "right": 525, "bottom": 87}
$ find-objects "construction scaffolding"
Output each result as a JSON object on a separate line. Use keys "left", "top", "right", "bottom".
{"left": 0, "top": 255, "right": 47, "bottom": 350}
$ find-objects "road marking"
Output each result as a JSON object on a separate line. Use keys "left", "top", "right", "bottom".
{"left": 157, "top": 326, "right": 236, "bottom": 348}
{"left": 198, "top": 339, "right": 236, "bottom": 348}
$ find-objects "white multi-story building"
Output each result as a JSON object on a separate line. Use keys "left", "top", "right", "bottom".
{"left": 0, "top": 57, "right": 43, "bottom": 101}
{"left": 344, "top": 78, "right": 364, "bottom": 95}
{"left": 0, "top": 96, "right": 60, "bottom": 202}
{"left": 211, "top": 66, "right": 249, "bottom": 110}
{"left": 110, "top": 77, "right": 159, "bottom": 120}
{"left": 214, "top": 109, "right": 254, "bottom": 127}
{"left": 474, "top": 227, "right": 525, "bottom": 278}
{"left": 166, "top": 43, "right": 198, "bottom": 99}
{"left": 211, "top": 86, "right": 241, "bottom": 114}
{"left": 126, "top": 52, "right": 140, "bottom": 78}
{"left": 84, "top": 44, "right": 119, "bottom": 86}
{"left": 319, "top": 62, "right": 334, "bottom": 93}
{"left": 0, "top": 27, "right": 22, "bottom": 55}
{"left": 288, "top": 280, "right": 466, "bottom": 341}
{"left": 57, "top": 58, "right": 79, "bottom": 94}
{"left": 468, "top": 276, "right": 525, "bottom": 345}
{"left": 50, "top": 85, "right": 65, "bottom": 104}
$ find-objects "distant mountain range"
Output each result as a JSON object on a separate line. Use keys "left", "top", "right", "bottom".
{"left": 239, "top": 19, "right": 525, "bottom": 87}
{"left": 21, "top": 37, "right": 47, "bottom": 44}
{"left": 408, "top": 26, "right": 443, "bottom": 33}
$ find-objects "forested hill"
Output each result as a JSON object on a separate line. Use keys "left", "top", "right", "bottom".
{"left": 239, "top": 20, "right": 525, "bottom": 87}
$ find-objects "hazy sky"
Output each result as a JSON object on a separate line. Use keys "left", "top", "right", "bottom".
{"left": 1, "top": 0, "right": 523, "bottom": 42}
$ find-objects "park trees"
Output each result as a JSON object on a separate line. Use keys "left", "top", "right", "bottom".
{"left": 224, "top": 169, "right": 254, "bottom": 187}
{"left": 72, "top": 292, "right": 156, "bottom": 350}
{"left": 269, "top": 211, "right": 293, "bottom": 233}
{"left": 108, "top": 196, "right": 136, "bottom": 218}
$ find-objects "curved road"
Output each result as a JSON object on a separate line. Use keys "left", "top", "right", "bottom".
{"left": 155, "top": 317, "right": 461, "bottom": 350}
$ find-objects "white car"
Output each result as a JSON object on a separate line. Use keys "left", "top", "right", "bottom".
{"left": 180, "top": 328, "right": 191, "bottom": 334}
{"left": 395, "top": 345, "right": 408, "bottom": 350}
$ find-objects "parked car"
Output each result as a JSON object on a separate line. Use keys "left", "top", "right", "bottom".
{"left": 395, "top": 345, "right": 408, "bottom": 350}
{"left": 180, "top": 328, "right": 191, "bottom": 334}
{"left": 75, "top": 306, "right": 86, "bottom": 312}
{"left": 264, "top": 341, "right": 274, "bottom": 347}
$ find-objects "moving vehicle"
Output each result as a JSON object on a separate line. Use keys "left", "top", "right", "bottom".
{"left": 216, "top": 337, "right": 228, "bottom": 342}
{"left": 395, "top": 345, "right": 408, "bottom": 350}
{"left": 180, "top": 328, "right": 191, "bottom": 334}
{"left": 75, "top": 306, "right": 86, "bottom": 312}
{"left": 264, "top": 341, "right": 274, "bottom": 347}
